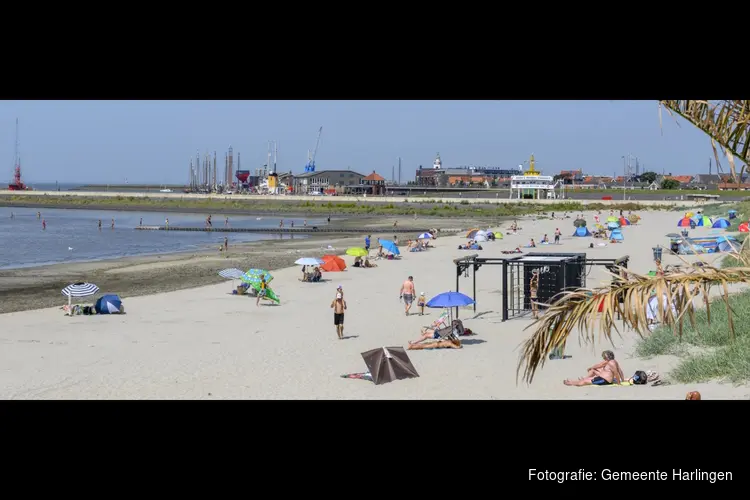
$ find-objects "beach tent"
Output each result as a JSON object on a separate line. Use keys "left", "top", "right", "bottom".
{"left": 712, "top": 218, "right": 730, "bottom": 229}
{"left": 628, "top": 214, "right": 641, "bottom": 224}
{"left": 465, "top": 228, "right": 481, "bottom": 239}
{"left": 361, "top": 346, "right": 419, "bottom": 385}
{"left": 573, "top": 227, "right": 592, "bottom": 237}
{"left": 677, "top": 217, "right": 692, "bottom": 227}
{"left": 692, "top": 215, "right": 712, "bottom": 227}
{"left": 738, "top": 222, "right": 749, "bottom": 232}
{"left": 717, "top": 236, "right": 739, "bottom": 253}
{"left": 609, "top": 229, "right": 624, "bottom": 242}
{"left": 94, "top": 294, "right": 123, "bottom": 314}
{"left": 474, "top": 233, "right": 488, "bottom": 242}
{"left": 493, "top": 232, "right": 504, "bottom": 240}
{"left": 321, "top": 255, "right": 347, "bottom": 272}
{"left": 728, "top": 210, "right": 738, "bottom": 219}
{"left": 618, "top": 217, "right": 631, "bottom": 226}
{"left": 607, "top": 221, "right": 620, "bottom": 230}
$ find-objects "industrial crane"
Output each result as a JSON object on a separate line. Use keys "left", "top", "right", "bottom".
{"left": 304, "top": 126, "right": 323, "bottom": 173}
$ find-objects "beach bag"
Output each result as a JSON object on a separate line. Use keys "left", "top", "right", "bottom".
{"left": 632, "top": 371, "right": 648, "bottom": 385}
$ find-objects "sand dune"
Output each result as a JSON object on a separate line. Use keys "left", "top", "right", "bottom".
{"left": 2, "top": 209, "right": 748, "bottom": 399}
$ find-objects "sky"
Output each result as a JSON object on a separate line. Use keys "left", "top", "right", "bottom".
{"left": 0, "top": 100, "right": 737, "bottom": 185}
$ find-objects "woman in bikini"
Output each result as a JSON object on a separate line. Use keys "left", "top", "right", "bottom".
{"left": 530, "top": 270, "right": 539, "bottom": 319}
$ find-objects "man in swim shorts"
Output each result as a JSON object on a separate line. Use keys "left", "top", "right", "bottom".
{"left": 330, "top": 293, "right": 347, "bottom": 339}
{"left": 400, "top": 276, "right": 415, "bottom": 316}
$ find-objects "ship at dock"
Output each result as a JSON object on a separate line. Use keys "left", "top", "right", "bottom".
{"left": 8, "top": 118, "right": 30, "bottom": 191}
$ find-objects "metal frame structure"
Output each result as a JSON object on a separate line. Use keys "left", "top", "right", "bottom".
{"left": 453, "top": 253, "right": 629, "bottom": 321}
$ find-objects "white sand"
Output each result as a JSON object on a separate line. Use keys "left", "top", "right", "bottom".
{"left": 2, "top": 208, "right": 749, "bottom": 400}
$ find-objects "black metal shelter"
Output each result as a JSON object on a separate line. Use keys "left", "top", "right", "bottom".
{"left": 453, "top": 253, "right": 629, "bottom": 321}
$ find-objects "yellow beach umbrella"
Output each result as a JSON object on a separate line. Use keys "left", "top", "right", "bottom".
{"left": 346, "top": 247, "right": 368, "bottom": 257}
{"left": 494, "top": 232, "right": 504, "bottom": 239}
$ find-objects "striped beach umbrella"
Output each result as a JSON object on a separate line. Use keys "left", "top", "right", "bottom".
{"left": 218, "top": 268, "right": 245, "bottom": 280}
{"left": 417, "top": 233, "right": 432, "bottom": 239}
{"left": 61, "top": 282, "right": 100, "bottom": 308}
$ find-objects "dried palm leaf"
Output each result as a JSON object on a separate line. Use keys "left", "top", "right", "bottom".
{"left": 517, "top": 238, "right": 750, "bottom": 384}
{"left": 659, "top": 100, "right": 750, "bottom": 184}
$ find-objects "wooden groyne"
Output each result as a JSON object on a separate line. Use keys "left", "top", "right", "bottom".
{"left": 134, "top": 226, "right": 458, "bottom": 234}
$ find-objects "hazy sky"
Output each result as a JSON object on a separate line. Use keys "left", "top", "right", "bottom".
{"left": 0, "top": 100, "right": 735, "bottom": 184}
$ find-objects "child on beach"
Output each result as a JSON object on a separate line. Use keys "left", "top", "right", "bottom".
{"left": 417, "top": 292, "right": 426, "bottom": 315}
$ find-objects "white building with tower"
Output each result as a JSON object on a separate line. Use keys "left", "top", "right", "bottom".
{"left": 510, "top": 154, "right": 556, "bottom": 199}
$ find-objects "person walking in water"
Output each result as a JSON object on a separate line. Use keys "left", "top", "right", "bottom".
{"left": 98, "top": 219, "right": 102, "bottom": 230}
{"left": 139, "top": 217, "right": 143, "bottom": 226}
{"left": 42, "top": 219, "right": 46, "bottom": 230}
{"left": 165, "top": 218, "right": 169, "bottom": 230}
{"left": 37, "top": 211, "right": 41, "bottom": 219}
{"left": 330, "top": 292, "right": 347, "bottom": 339}
{"left": 223, "top": 236, "right": 228, "bottom": 253}
{"left": 399, "top": 276, "right": 416, "bottom": 316}
{"left": 225, "top": 216, "right": 229, "bottom": 228}
{"left": 111, "top": 218, "right": 115, "bottom": 229}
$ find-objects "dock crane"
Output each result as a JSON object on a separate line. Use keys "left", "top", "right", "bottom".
{"left": 304, "top": 126, "right": 323, "bottom": 173}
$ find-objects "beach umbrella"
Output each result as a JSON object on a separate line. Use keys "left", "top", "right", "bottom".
{"left": 295, "top": 257, "right": 325, "bottom": 266}
{"left": 606, "top": 216, "right": 618, "bottom": 223}
{"left": 494, "top": 232, "right": 504, "bottom": 239}
{"left": 94, "top": 294, "right": 123, "bottom": 314}
{"left": 361, "top": 346, "right": 419, "bottom": 386}
{"left": 738, "top": 222, "right": 749, "bottom": 232}
{"left": 346, "top": 247, "right": 368, "bottom": 257}
{"left": 379, "top": 239, "right": 400, "bottom": 255}
{"left": 242, "top": 268, "right": 273, "bottom": 284}
{"left": 629, "top": 214, "right": 641, "bottom": 223}
{"left": 677, "top": 217, "right": 692, "bottom": 227}
{"left": 426, "top": 291, "right": 475, "bottom": 324}
{"left": 606, "top": 222, "right": 620, "bottom": 230}
{"left": 685, "top": 212, "right": 694, "bottom": 218}
{"left": 417, "top": 232, "right": 432, "bottom": 239}
{"left": 573, "top": 218, "right": 586, "bottom": 227}
{"left": 218, "top": 268, "right": 245, "bottom": 280}
{"left": 321, "top": 255, "right": 346, "bottom": 272}
{"left": 61, "top": 282, "right": 99, "bottom": 309}
{"left": 465, "top": 228, "right": 481, "bottom": 238}
{"left": 619, "top": 217, "right": 631, "bottom": 226}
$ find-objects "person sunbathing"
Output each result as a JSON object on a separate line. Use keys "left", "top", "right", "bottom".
{"left": 564, "top": 350, "right": 625, "bottom": 386}
{"left": 409, "top": 326, "right": 442, "bottom": 345}
{"left": 528, "top": 239, "right": 536, "bottom": 248}
{"left": 364, "top": 258, "right": 377, "bottom": 268}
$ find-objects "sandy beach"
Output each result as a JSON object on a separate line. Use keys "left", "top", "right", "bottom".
{"left": 2, "top": 208, "right": 749, "bottom": 399}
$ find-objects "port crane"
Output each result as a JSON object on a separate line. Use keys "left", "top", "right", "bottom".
{"left": 304, "top": 126, "right": 323, "bottom": 173}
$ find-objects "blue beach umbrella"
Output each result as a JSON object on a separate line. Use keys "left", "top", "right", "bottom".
{"left": 712, "top": 218, "right": 730, "bottom": 229}
{"left": 426, "top": 291, "right": 476, "bottom": 324}
{"left": 94, "top": 294, "right": 123, "bottom": 314}
{"left": 426, "top": 291, "right": 476, "bottom": 308}
{"left": 378, "top": 239, "right": 400, "bottom": 255}
{"left": 417, "top": 233, "right": 432, "bottom": 239}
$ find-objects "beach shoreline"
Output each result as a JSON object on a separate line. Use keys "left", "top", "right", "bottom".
{"left": 0, "top": 215, "right": 480, "bottom": 314}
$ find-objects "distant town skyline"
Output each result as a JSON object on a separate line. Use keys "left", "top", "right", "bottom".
{"left": 1, "top": 100, "right": 741, "bottom": 184}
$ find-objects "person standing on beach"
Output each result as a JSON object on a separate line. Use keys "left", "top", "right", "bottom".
{"left": 291, "top": 220, "right": 294, "bottom": 228}
{"left": 224, "top": 237, "right": 228, "bottom": 253}
{"left": 37, "top": 211, "right": 41, "bottom": 219}
{"left": 554, "top": 228, "right": 561, "bottom": 244}
{"left": 279, "top": 219, "right": 284, "bottom": 228}
{"left": 256, "top": 276, "right": 268, "bottom": 307}
{"left": 111, "top": 218, "right": 115, "bottom": 229}
{"left": 140, "top": 217, "right": 143, "bottom": 226}
{"left": 327, "top": 215, "right": 331, "bottom": 224}
{"left": 165, "top": 218, "right": 169, "bottom": 230}
{"left": 400, "top": 276, "right": 416, "bottom": 316}
{"left": 303, "top": 219, "right": 307, "bottom": 227}
{"left": 365, "top": 234, "right": 371, "bottom": 255}
{"left": 225, "top": 216, "right": 229, "bottom": 228}
{"left": 330, "top": 292, "right": 347, "bottom": 339}
{"left": 98, "top": 219, "right": 102, "bottom": 230}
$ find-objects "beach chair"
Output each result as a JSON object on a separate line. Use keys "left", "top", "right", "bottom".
{"left": 425, "top": 310, "right": 450, "bottom": 330}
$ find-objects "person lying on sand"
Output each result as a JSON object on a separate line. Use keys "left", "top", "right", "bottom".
{"left": 409, "top": 326, "right": 443, "bottom": 345}
{"left": 364, "top": 258, "right": 377, "bottom": 268}
{"left": 563, "top": 350, "right": 625, "bottom": 386}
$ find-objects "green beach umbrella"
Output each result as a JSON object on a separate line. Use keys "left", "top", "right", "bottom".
{"left": 242, "top": 268, "right": 273, "bottom": 284}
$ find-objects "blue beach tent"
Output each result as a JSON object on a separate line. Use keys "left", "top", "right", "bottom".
{"left": 609, "top": 229, "right": 624, "bottom": 241}
{"left": 573, "top": 227, "right": 592, "bottom": 237}
{"left": 94, "top": 294, "right": 123, "bottom": 314}
{"left": 712, "top": 218, "right": 730, "bottom": 229}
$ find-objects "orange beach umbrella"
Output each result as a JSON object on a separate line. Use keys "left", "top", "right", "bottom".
{"left": 321, "top": 255, "right": 347, "bottom": 272}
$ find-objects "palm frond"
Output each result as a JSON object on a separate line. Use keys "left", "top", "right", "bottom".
{"left": 659, "top": 100, "right": 750, "bottom": 184}
{"left": 517, "top": 238, "right": 750, "bottom": 384}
